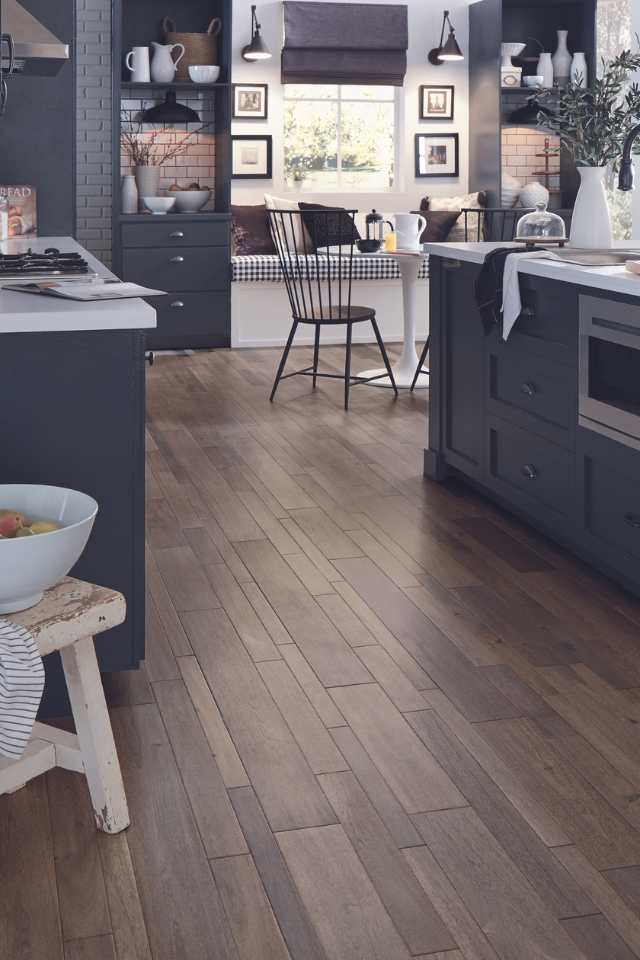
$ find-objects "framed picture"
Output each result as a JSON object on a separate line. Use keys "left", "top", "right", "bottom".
{"left": 419, "top": 85, "right": 454, "bottom": 121}
{"left": 415, "top": 133, "right": 459, "bottom": 178}
{"left": 232, "top": 135, "right": 273, "bottom": 179}
{"left": 233, "top": 83, "right": 269, "bottom": 120}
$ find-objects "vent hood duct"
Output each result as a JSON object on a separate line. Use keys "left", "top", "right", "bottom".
{"left": 1, "top": 0, "right": 70, "bottom": 76}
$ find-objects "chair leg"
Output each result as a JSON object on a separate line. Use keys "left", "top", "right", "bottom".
{"left": 60, "top": 636, "right": 130, "bottom": 834}
{"left": 312, "top": 324, "right": 320, "bottom": 388}
{"left": 370, "top": 316, "right": 398, "bottom": 398}
{"left": 344, "top": 322, "right": 353, "bottom": 410}
{"left": 270, "top": 320, "right": 298, "bottom": 402}
{"left": 410, "top": 336, "right": 430, "bottom": 392}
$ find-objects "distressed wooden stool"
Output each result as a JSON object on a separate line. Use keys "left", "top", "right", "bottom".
{"left": 0, "top": 577, "right": 130, "bottom": 833}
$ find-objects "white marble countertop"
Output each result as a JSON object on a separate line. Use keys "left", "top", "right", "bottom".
{"left": 423, "top": 241, "right": 640, "bottom": 300}
{"left": 0, "top": 237, "right": 157, "bottom": 333}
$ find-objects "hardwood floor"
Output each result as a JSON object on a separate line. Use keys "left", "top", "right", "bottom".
{"left": 4, "top": 343, "right": 640, "bottom": 959}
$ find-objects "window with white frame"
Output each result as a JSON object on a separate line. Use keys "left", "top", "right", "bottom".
{"left": 283, "top": 85, "right": 397, "bottom": 191}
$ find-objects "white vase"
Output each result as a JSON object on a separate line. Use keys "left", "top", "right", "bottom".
{"left": 570, "top": 167, "right": 612, "bottom": 249}
{"left": 537, "top": 53, "right": 554, "bottom": 89}
{"left": 134, "top": 165, "right": 161, "bottom": 211}
{"left": 552, "top": 30, "right": 572, "bottom": 86}
{"left": 121, "top": 175, "right": 138, "bottom": 215}
{"left": 571, "top": 52, "right": 587, "bottom": 87}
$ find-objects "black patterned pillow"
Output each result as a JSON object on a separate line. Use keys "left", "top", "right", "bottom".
{"left": 231, "top": 205, "right": 277, "bottom": 255}
{"left": 299, "top": 202, "right": 361, "bottom": 249}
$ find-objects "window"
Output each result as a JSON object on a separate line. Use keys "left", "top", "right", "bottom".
{"left": 283, "top": 85, "right": 397, "bottom": 191}
{"left": 597, "top": 0, "right": 633, "bottom": 239}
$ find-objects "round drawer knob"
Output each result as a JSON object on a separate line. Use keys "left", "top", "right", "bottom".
{"left": 521, "top": 464, "right": 537, "bottom": 480}
{"left": 169, "top": 231, "right": 185, "bottom": 239}
{"left": 520, "top": 381, "right": 537, "bottom": 397}
{"left": 170, "top": 300, "right": 185, "bottom": 309}
{"left": 624, "top": 513, "right": 640, "bottom": 529}
{"left": 170, "top": 255, "right": 185, "bottom": 263}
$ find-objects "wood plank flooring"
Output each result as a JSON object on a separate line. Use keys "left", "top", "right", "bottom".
{"left": 4, "top": 343, "right": 640, "bottom": 959}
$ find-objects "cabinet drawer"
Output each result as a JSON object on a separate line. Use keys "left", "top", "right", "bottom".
{"left": 488, "top": 347, "right": 575, "bottom": 443}
{"left": 122, "top": 219, "right": 228, "bottom": 248}
{"left": 511, "top": 276, "right": 578, "bottom": 363}
{"left": 122, "top": 246, "right": 229, "bottom": 292}
{"left": 147, "top": 291, "right": 229, "bottom": 345}
{"left": 488, "top": 417, "right": 574, "bottom": 517}
{"left": 581, "top": 428, "right": 640, "bottom": 561}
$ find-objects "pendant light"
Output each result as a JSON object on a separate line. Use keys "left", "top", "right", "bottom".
{"left": 242, "top": 5, "right": 272, "bottom": 62}
{"left": 428, "top": 10, "right": 464, "bottom": 66}
{"left": 141, "top": 91, "right": 201, "bottom": 124}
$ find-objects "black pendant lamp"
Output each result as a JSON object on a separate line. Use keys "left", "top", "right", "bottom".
{"left": 428, "top": 10, "right": 464, "bottom": 66}
{"left": 242, "top": 5, "right": 272, "bottom": 61}
{"left": 141, "top": 91, "right": 200, "bottom": 124}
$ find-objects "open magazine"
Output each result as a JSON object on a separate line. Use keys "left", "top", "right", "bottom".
{"left": 2, "top": 280, "right": 166, "bottom": 301}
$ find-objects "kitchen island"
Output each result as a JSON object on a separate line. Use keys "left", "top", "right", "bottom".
{"left": 424, "top": 241, "right": 640, "bottom": 599}
{"left": 0, "top": 237, "right": 156, "bottom": 713}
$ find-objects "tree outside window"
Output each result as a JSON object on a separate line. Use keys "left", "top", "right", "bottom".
{"left": 283, "top": 85, "right": 396, "bottom": 191}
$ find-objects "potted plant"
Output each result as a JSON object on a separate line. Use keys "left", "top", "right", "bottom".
{"left": 121, "top": 110, "right": 211, "bottom": 208}
{"left": 538, "top": 48, "right": 640, "bottom": 247}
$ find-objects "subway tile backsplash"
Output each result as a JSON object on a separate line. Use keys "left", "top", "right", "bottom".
{"left": 502, "top": 127, "right": 561, "bottom": 201}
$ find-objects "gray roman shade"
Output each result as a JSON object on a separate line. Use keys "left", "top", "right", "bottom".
{"left": 282, "top": 1, "right": 408, "bottom": 86}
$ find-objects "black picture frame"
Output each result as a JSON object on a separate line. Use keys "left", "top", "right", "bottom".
{"left": 414, "top": 133, "right": 459, "bottom": 178}
{"left": 232, "top": 135, "right": 273, "bottom": 179}
{"left": 419, "top": 84, "right": 455, "bottom": 121}
{"left": 232, "top": 83, "right": 269, "bottom": 120}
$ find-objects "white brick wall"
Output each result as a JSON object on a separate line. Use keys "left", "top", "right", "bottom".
{"left": 76, "top": 0, "right": 112, "bottom": 265}
{"left": 502, "top": 127, "right": 561, "bottom": 206}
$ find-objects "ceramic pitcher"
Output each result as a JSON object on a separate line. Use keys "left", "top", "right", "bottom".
{"left": 395, "top": 213, "right": 427, "bottom": 252}
{"left": 125, "top": 46, "right": 151, "bottom": 84}
{"left": 151, "top": 42, "right": 185, "bottom": 84}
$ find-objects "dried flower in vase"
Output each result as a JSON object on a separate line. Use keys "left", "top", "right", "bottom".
{"left": 120, "top": 109, "right": 213, "bottom": 168}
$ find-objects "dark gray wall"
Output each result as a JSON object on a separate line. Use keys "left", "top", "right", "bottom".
{"left": 0, "top": 0, "right": 75, "bottom": 236}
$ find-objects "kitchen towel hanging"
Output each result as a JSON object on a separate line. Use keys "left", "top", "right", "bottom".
{"left": 282, "top": 1, "right": 408, "bottom": 85}
{"left": 0, "top": 618, "right": 44, "bottom": 760}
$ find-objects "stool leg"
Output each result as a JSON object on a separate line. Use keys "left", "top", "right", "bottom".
{"left": 61, "top": 636, "right": 130, "bottom": 834}
{"left": 344, "top": 322, "right": 353, "bottom": 410}
{"left": 312, "top": 324, "right": 321, "bottom": 389}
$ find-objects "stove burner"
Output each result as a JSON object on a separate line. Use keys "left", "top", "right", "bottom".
{"left": 0, "top": 248, "right": 91, "bottom": 277}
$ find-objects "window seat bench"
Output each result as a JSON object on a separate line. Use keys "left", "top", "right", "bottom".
{"left": 231, "top": 253, "right": 429, "bottom": 349}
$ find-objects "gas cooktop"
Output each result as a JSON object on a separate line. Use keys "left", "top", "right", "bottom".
{"left": 0, "top": 247, "right": 96, "bottom": 282}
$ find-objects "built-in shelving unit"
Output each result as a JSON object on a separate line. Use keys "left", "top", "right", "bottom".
{"left": 112, "top": 0, "right": 232, "bottom": 348}
{"left": 469, "top": 0, "right": 596, "bottom": 212}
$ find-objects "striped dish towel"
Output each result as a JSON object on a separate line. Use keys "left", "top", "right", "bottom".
{"left": 0, "top": 619, "right": 45, "bottom": 760}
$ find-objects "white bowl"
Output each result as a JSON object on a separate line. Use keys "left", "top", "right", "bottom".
{"left": 173, "top": 189, "right": 211, "bottom": 213}
{"left": 524, "top": 75, "right": 544, "bottom": 88}
{"left": 0, "top": 485, "right": 98, "bottom": 614}
{"left": 189, "top": 65, "right": 220, "bottom": 84}
{"left": 142, "top": 196, "right": 176, "bottom": 215}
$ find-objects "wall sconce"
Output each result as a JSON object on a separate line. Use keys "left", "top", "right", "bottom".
{"left": 428, "top": 10, "right": 464, "bottom": 66}
{"left": 242, "top": 5, "right": 272, "bottom": 62}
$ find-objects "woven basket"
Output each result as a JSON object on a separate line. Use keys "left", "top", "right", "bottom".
{"left": 161, "top": 17, "right": 222, "bottom": 80}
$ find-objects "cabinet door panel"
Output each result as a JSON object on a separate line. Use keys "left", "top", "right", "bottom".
{"left": 580, "top": 427, "right": 640, "bottom": 561}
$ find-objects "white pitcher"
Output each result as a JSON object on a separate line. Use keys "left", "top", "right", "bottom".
{"left": 125, "top": 46, "right": 151, "bottom": 84}
{"left": 395, "top": 213, "right": 427, "bottom": 252}
{"left": 151, "top": 42, "right": 185, "bottom": 84}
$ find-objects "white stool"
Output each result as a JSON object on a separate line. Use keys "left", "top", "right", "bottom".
{"left": 0, "top": 577, "right": 130, "bottom": 834}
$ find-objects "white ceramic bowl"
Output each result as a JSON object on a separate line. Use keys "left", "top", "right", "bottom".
{"left": 173, "top": 189, "right": 211, "bottom": 213}
{"left": 0, "top": 485, "right": 98, "bottom": 614}
{"left": 189, "top": 65, "right": 220, "bottom": 84}
{"left": 142, "top": 196, "right": 176, "bottom": 215}
{"left": 524, "top": 75, "right": 544, "bottom": 88}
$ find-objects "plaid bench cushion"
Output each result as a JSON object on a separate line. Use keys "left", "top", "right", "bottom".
{"left": 231, "top": 254, "right": 430, "bottom": 283}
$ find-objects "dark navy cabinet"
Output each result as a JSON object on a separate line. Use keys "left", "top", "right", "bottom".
{"left": 426, "top": 254, "right": 640, "bottom": 598}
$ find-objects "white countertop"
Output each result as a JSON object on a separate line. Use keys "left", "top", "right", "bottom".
{"left": 0, "top": 237, "right": 157, "bottom": 333}
{"left": 423, "top": 241, "right": 640, "bottom": 300}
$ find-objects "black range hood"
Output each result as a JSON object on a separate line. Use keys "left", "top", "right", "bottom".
{"left": 1, "top": 0, "right": 70, "bottom": 77}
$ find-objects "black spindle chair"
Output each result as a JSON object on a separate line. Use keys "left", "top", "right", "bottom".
{"left": 409, "top": 205, "right": 535, "bottom": 391}
{"left": 268, "top": 208, "right": 398, "bottom": 410}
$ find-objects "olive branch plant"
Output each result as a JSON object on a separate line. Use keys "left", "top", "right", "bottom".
{"left": 537, "top": 47, "right": 640, "bottom": 167}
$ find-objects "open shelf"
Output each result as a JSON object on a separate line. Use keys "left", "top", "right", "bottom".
{"left": 121, "top": 81, "right": 229, "bottom": 91}
{"left": 119, "top": 212, "right": 231, "bottom": 222}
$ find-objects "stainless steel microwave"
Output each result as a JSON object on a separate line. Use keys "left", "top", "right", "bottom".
{"left": 579, "top": 295, "right": 640, "bottom": 451}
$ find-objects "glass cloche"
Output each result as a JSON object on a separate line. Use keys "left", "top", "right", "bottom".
{"left": 516, "top": 202, "right": 566, "bottom": 248}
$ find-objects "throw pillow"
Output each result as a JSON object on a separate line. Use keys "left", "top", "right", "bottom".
{"left": 231, "top": 204, "right": 277, "bottom": 256}
{"left": 421, "top": 191, "right": 487, "bottom": 242}
{"left": 264, "top": 194, "right": 313, "bottom": 253}
{"left": 412, "top": 210, "right": 461, "bottom": 243}
{"left": 299, "top": 202, "right": 361, "bottom": 249}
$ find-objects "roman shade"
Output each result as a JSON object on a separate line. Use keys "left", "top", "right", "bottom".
{"left": 282, "top": 1, "right": 408, "bottom": 86}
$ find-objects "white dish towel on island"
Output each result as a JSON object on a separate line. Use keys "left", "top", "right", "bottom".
{"left": 0, "top": 619, "right": 45, "bottom": 760}
{"left": 501, "top": 251, "right": 549, "bottom": 340}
